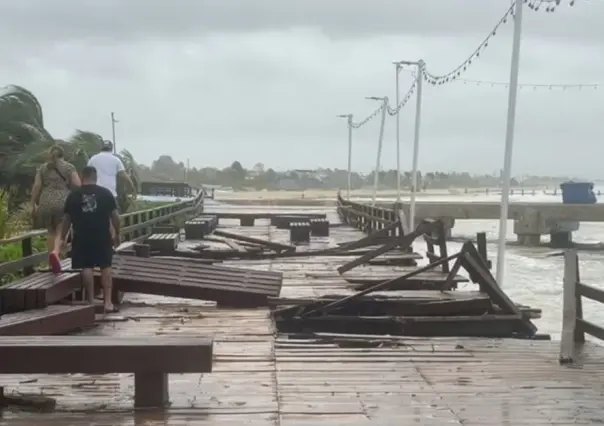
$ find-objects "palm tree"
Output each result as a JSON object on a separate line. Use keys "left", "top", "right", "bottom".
{"left": 0, "top": 85, "right": 142, "bottom": 213}
{"left": 0, "top": 85, "right": 55, "bottom": 209}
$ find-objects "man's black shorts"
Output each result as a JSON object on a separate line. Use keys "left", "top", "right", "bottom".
{"left": 71, "top": 239, "right": 113, "bottom": 269}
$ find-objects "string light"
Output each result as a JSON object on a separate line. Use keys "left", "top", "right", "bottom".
{"left": 424, "top": 0, "right": 581, "bottom": 86}
{"left": 423, "top": 4, "right": 514, "bottom": 85}
{"left": 346, "top": 0, "right": 587, "bottom": 128}
{"left": 387, "top": 81, "right": 417, "bottom": 116}
{"left": 350, "top": 104, "right": 384, "bottom": 129}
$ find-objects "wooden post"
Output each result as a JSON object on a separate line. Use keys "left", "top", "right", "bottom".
{"left": 21, "top": 237, "right": 34, "bottom": 276}
{"left": 559, "top": 249, "right": 579, "bottom": 364}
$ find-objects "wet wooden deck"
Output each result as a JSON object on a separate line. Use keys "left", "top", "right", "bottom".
{"left": 2, "top": 205, "right": 604, "bottom": 425}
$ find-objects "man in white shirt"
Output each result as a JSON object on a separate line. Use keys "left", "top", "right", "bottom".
{"left": 87, "top": 140, "right": 137, "bottom": 207}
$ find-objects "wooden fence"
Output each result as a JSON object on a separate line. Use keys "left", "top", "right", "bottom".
{"left": 559, "top": 249, "right": 604, "bottom": 364}
{"left": 0, "top": 191, "right": 205, "bottom": 279}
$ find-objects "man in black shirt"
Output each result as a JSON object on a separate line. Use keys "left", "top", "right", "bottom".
{"left": 53, "top": 166, "right": 121, "bottom": 312}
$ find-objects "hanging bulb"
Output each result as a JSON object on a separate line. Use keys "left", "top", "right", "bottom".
{"left": 570, "top": 0, "right": 575, "bottom": 5}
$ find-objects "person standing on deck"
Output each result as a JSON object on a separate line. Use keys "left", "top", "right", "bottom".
{"left": 87, "top": 140, "right": 136, "bottom": 243}
{"left": 53, "top": 166, "right": 121, "bottom": 313}
{"left": 30, "top": 145, "right": 81, "bottom": 253}
{"left": 87, "top": 140, "right": 137, "bottom": 211}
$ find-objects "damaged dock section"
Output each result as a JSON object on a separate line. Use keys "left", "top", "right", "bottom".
{"left": 2, "top": 199, "right": 604, "bottom": 424}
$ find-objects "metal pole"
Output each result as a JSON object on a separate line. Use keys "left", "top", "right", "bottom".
{"left": 496, "top": 0, "right": 524, "bottom": 288}
{"left": 371, "top": 98, "right": 388, "bottom": 207}
{"left": 395, "top": 64, "right": 401, "bottom": 204}
{"left": 347, "top": 115, "right": 353, "bottom": 199}
{"left": 338, "top": 114, "right": 354, "bottom": 199}
{"left": 111, "top": 112, "right": 117, "bottom": 154}
{"left": 409, "top": 60, "right": 424, "bottom": 230}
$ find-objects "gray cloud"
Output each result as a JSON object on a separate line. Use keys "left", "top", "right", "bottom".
{"left": 0, "top": 0, "right": 602, "bottom": 178}
{"left": 1, "top": 0, "right": 602, "bottom": 42}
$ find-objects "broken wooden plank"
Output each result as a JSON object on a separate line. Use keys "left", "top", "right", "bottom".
{"left": 213, "top": 229, "right": 295, "bottom": 253}
{"left": 221, "top": 238, "right": 247, "bottom": 253}
{"left": 336, "top": 221, "right": 401, "bottom": 252}
{"left": 337, "top": 220, "right": 436, "bottom": 274}
{"left": 277, "top": 314, "right": 526, "bottom": 337}
{"left": 304, "top": 252, "right": 462, "bottom": 317}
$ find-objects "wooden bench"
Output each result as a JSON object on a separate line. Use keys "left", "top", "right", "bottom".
{"left": 0, "top": 336, "right": 213, "bottom": 408}
{"left": 107, "top": 255, "right": 283, "bottom": 307}
{"left": 0, "top": 260, "right": 81, "bottom": 313}
{"left": 0, "top": 305, "right": 95, "bottom": 335}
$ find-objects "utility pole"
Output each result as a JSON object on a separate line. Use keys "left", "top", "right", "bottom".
{"left": 393, "top": 62, "right": 403, "bottom": 205}
{"left": 496, "top": 0, "right": 524, "bottom": 288}
{"left": 394, "top": 59, "right": 424, "bottom": 230}
{"left": 366, "top": 96, "right": 388, "bottom": 207}
{"left": 110, "top": 112, "right": 118, "bottom": 154}
{"left": 337, "top": 114, "right": 354, "bottom": 199}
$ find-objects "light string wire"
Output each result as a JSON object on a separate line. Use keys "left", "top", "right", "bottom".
{"left": 387, "top": 80, "right": 417, "bottom": 116}
{"left": 348, "top": 0, "right": 588, "bottom": 128}
{"left": 423, "top": 0, "right": 579, "bottom": 85}
{"left": 399, "top": 68, "right": 600, "bottom": 90}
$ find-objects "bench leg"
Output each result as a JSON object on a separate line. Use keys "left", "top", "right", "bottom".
{"left": 134, "top": 372, "right": 169, "bottom": 409}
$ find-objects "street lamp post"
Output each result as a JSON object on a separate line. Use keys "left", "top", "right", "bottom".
{"left": 366, "top": 96, "right": 388, "bottom": 207}
{"left": 394, "top": 60, "right": 424, "bottom": 230}
{"left": 110, "top": 112, "right": 119, "bottom": 154}
{"left": 337, "top": 114, "right": 354, "bottom": 199}
{"left": 393, "top": 62, "right": 403, "bottom": 205}
{"left": 496, "top": 0, "right": 524, "bottom": 288}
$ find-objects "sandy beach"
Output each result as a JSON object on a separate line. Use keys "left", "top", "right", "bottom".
{"left": 213, "top": 187, "right": 545, "bottom": 205}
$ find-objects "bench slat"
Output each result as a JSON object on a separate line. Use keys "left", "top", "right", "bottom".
{"left": 0, "top": 336, "right": 213, "bottom": 375}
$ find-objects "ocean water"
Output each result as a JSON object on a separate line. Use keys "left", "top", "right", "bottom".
{"left": 350, "top": 190, "right": 604, "bottom": 339}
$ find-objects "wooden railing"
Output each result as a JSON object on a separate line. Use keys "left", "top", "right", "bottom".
{"left": 337, "top": 193, "right": 404, "bottom": 236}
{"left": 337, "top": 193, "right": 490, "bottom": 269}
{"left": 0, "top": 191, "right": 205, "bottom": 279}
{"left": 559, "top": 249, "right": 604, "bottom": 364}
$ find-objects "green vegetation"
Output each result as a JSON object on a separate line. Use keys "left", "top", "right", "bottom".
{"left": 0, "top": 85, "right": 139, "bottom": 212}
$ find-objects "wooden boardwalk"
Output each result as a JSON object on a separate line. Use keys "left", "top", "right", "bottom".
{"left": 1, "top": 206, "right": 604, "bottom": 425}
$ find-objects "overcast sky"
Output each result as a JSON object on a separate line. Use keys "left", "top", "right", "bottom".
{"left": 1, "top": 0, "right": 602, "bottom": 177}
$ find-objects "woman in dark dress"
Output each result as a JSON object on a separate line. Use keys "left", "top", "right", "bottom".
{"left": 30, "top": 145, "right": 81, "bottom": 252}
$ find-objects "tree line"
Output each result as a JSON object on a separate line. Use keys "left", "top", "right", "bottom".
{"left": 142, "top": 155, "right": 571, "bottom": 191}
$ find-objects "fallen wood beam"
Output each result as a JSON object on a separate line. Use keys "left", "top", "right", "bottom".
{"left": 303, "top": 252, "right": 461, "bottom": 317}
{"left": 337, "top": 220, "right": 435, "bottom": 274}
{"left": 213, "top": 229, "right": 295, "bottom": 253}
{"left": 336, "top": 221, "right": 401, "bottom": 252}
{"left": 277, "top": 314, "right": 526, "bottom": 337}
{"left": 461, "top": 248, "right": 537, "bottom": 337}
{"left": 221, "top": 238, "right": 247, "bottom": 253}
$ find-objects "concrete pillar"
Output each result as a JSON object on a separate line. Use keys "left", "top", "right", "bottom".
{"left": 548, "top": 220, "right": 579, "bottom": 249}
{"left": 513, "top": 208, "right": 546, "bottom": 246}
{"left": 550, "top": 231, "right": 573, "bottom": 248}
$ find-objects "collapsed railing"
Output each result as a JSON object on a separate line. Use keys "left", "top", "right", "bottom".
{"left": 274, "top": 217, "right": 538, "bottom": 339}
